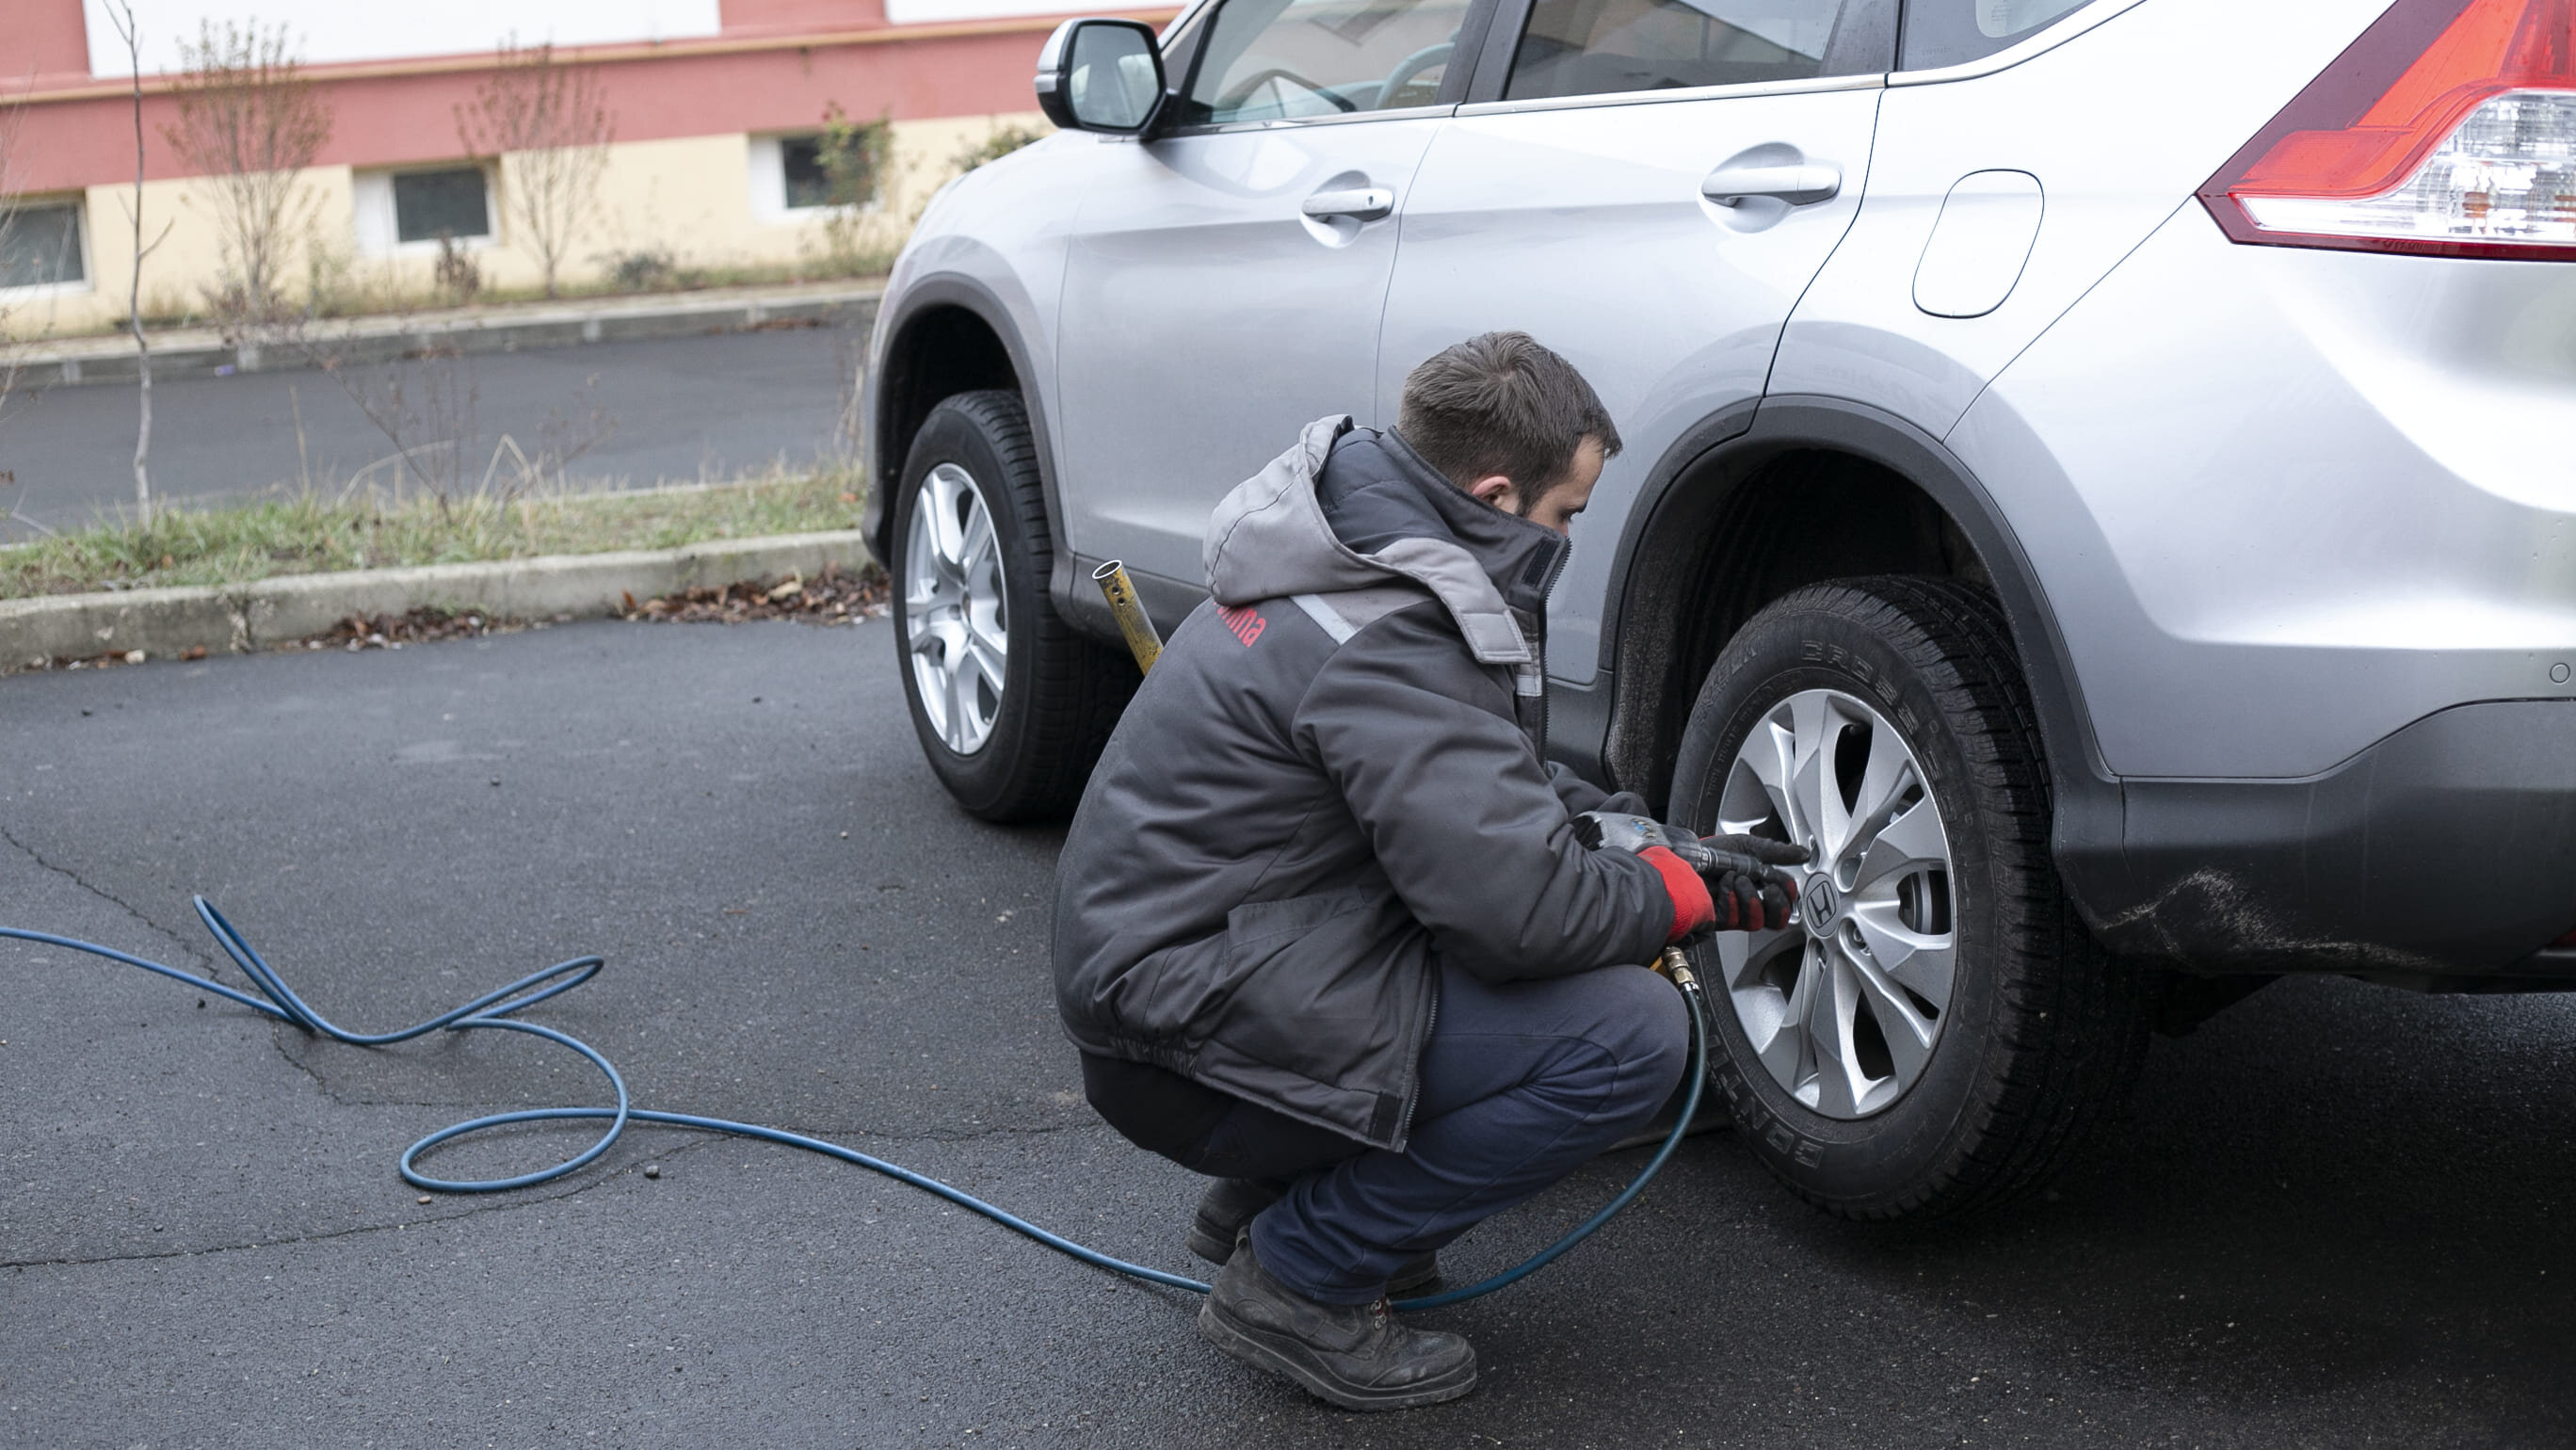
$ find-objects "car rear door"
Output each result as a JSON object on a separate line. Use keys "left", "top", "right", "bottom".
{"left": 1055, "top": 0, "right": 1494, "bottom": 592}
{"left": 1374, "top": 0, "right": 1892, "bottom": 686}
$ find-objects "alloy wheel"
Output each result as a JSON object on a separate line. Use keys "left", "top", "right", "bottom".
{"left": 903, "top": 461, "right": 1009, "bottom": 755}
{"left": 1712, "top": 688, "right": 1957, "bottom": 1119}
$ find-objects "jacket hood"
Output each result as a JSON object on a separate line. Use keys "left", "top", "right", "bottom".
{"left": 1201, "top": 415, "right": 1568, "bottom": 665}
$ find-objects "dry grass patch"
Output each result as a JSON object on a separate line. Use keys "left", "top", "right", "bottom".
{"left": 0, "top": 469, "right": 864, "bottom": 599}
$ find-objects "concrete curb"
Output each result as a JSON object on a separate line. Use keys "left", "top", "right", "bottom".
{"left": 16, "top": 284, "right": 882, "bottom": 389}
{"left": 0, "top": 530, "right": 874, "bottom": 669}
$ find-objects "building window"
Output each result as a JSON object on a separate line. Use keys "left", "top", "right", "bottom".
{"left": 353, "top": 166, "right": 495, "bottom": 255}
{"left": 393, "top": 168, "right": 492, "bottom": 243}
{"left": 749, "top": 133, "right": 883, "bottom": 219}
{"left": 1, "top": 201, "right": 88, "bottom": 290}
{"left": 781, "top": 137, "right": 834, "bottom": 210}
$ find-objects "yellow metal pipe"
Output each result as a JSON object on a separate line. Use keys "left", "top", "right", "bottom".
{"left": 1093, "top": 560, "right": 1163, "bottom": 674}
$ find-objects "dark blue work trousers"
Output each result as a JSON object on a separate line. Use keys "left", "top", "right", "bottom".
{"left": 1088, "top": 959, "right": 1689, "bottom": 1306}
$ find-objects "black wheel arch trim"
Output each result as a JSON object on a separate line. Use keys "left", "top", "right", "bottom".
{"left": 865, "top": 273, "right": 1077, "bottom": 615}
{"left": 1590, "top": 392, "right": 2125, "bottom": 925}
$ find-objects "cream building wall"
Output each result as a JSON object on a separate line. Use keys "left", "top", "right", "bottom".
{"left": 2, "top": 110, "right": 1047, "bottom": 341}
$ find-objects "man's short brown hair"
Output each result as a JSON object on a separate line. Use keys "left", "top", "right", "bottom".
{"left": 1395, "top": 331, "right": 1621, "bottom": 497}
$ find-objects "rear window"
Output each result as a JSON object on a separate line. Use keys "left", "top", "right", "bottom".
{"left": 1899, "top": 0, "right": 2097, "bottom": 70}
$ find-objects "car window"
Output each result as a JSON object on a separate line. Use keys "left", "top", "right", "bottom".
{"left": 1176, "top": 0, "right": 1476, "bottom": 125}
{"left": 1898, "top": 0, "right": 2096, "bottom": 70}
{"left": 1504, "top": 0, "right": 1890, "bottom": 101}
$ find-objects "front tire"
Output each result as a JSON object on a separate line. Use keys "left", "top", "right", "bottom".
{"left": 892, "top": 390, "right": 1133, "bottom": 823}
{"left": 1669, "top": 577, "right": 2148, "bottom": 1218}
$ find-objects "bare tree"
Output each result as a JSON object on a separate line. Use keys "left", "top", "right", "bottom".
{"left": 161, "top": 20, "right": 331, "bottom": 328}
{"left": 99, "top": 0, "right": 172, "bottom": 527}
{"left": 0, "top": 81, "right": 32, "bottom": 431}
{"left": 0, "top": 88, "right": 29, "bottom": 536}
{"left": 455, "top": 42, "right": 615, "bottom": 298}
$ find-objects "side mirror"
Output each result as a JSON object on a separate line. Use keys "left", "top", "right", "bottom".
{"left": 1035, "top": 18, "right": 1167, "bottom": 136}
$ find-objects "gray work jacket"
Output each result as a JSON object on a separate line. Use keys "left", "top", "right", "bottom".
{"left": 1050, "top": 416, "right": 1671, "bottom": 1152}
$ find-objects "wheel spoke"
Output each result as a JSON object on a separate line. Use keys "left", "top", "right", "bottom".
{"left": 955, "top": 499, "right": 997, "bottom": 580}
{"left": 1852, "top": 795, "right": 1946, "bottom": 894}
{"left": 1786, "top": 694, "right": 1837, "bottom": 854}
{"left": 945, "top": 647, "right": 987, "bottom": 752}
{"left": 1721, "top": 924, "right": 1802, "bottom": 994}
{"left": 1843, "top": 728, "right": 1920, "bottom": 862}
{"left": 1719, "top": 929, "right": 1801, "bottom": 1065}
{"left": 1723, "top": 716, "right": 1801, "bottom": 840}
{"left": 927, "top": 467, "right": 972, "bottom": 568}
{"left": 1756, "top": 943, "right": 1817, "bottom": 1099}
{"left": 1850, "top": 896, "right": 1955, "bottom": 1007}
{"left": 1803, "top": 946, "right": 1867, "bottom": 1118}
{"left": 962, "top": 621, "right": 1007, "bottom": 701}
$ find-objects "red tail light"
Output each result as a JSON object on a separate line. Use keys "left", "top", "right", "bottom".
{"left": 2199, "top": 0, "right": 2576, "bottom": 260}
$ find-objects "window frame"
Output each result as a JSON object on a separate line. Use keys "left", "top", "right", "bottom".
{"left": 0, "top": 197, "right": 94, "bottom": 297}
{"left": 1887, "top": 0, "right": 2142, "bottom": 84}
{"left": 1460, "top": 0, "right": 1895, "bottom": 111}
{"left": 1446, "top": 0, "right": 2135, "bottom": 115}
{"left": 748, "top": 133, "right": 887, "bottom": 220}
{"left": 1148, "top": 0, "right": 1505, "bottom": 137}
{"left": 352, "top": 164, "right": 499, "bottom": 258}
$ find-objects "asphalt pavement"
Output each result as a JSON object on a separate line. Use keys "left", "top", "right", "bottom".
{"left": 0, "top": 326, "right": 857, "bottom": 539}
{"left": 5, "top": 620, "right": 2573, "bottom": 1448}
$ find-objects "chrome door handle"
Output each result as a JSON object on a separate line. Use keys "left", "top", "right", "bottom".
{"left": 1301, "top": 186, "right": 1394, "bottom": 221}
{"left": 1699, "top": 162, "right": 1842, "bottom": 207}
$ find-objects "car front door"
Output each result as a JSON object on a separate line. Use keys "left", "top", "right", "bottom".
{"left": 1055, "top": 0, "right": 1488, "bottom": 591}
{"left": 1374, "top": 0, "right": 1892, "bottom": 688}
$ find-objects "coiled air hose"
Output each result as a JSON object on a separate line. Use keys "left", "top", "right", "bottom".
{"left": 4, "top": 899, "right": 1708, "bottom": 1312}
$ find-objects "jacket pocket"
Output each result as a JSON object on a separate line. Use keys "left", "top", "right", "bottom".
{"left": 1224, "top": 887, "right": 1372, "bottom": 949}
{"left": 1214, "top": 887, "right": 1423, "bottom": 1086}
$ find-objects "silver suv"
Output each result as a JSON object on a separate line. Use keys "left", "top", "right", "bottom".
{"left": 861, "top": 0, "right": 2576, "bottom": 1217}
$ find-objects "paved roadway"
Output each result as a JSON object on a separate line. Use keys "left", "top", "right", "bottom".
{"left": 4, "top": 620, "right": 2572, "bottom": 1448}
{"left": 0, "top": 326, "right": 857, "bottom": 539}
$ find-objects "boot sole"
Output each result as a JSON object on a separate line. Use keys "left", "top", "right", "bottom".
{"left": 1189, "top": 1219, "right": 1441, "bottom": 1295}
{"left": 1197, "top": 1300, "right": 1476, "bottom": 1412}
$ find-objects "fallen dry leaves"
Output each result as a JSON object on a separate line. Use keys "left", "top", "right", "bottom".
{"left": 9, "top": 563, "right": 889, "bottom": 672}
{"left": 620, "top": 560, "right": 888, "bottom": 625}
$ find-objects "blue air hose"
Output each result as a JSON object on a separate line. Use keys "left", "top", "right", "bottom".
{"left": 2, "top": 897, "right": 1709, "bottom": 1311}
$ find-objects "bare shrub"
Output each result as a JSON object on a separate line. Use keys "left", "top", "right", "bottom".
{"left": 812, "top": 104, "right": 895, "bottom": 277}
{"left": 161, "top": 20, "right": 332, "bottom": 329}
{"left": 455, "top": 42, "right": 616, "bottom": 298}
{"left": 432, "top": 233, "right": 483, "bottom": 305}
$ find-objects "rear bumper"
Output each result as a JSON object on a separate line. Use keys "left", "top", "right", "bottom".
{"left": 2064, "top": 700, "right": 2576, "bottom": 976}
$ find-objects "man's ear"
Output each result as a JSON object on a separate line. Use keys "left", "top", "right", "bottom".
{"left": 1466, "top": 475, "right": 1520, "bottom": 514}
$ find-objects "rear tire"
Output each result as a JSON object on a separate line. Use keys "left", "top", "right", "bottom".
{"left": 1669, "top": 576, "right": 2149, "bottom": 1218}
{"left": 891, "top": 390, "right": 1134, "bottom": 823}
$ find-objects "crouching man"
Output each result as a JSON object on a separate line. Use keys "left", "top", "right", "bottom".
{"left": 1052, "top": 332, "right": 1802, "bottom": 1410}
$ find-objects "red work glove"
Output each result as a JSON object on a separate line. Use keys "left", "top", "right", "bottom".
{"left": 1575, "top": 811, "right": 1810, "bottom": 941}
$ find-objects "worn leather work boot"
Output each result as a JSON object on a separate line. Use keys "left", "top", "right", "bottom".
{"left": 1198, "top": 1238, "right": 1477, "bottom": 1411}
{"left": 1187, "top": 1178, "right": 1439, "bottom": 1293}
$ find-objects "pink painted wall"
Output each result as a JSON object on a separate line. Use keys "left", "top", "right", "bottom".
{"left": 3, "top": 0, "right": 94, "bottom": 90}
{"left": 720, "top": 0, "right": 895, "bottom": 34}
{"left": 5, "top": 27, "right": 1055, "bottom": 194}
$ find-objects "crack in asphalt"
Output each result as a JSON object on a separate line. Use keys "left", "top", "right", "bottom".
{"left": 0, "top": 821, "right": 392, "bottom": 1121}
{"left": 4, "top": 1096, "right": 1120, "bottom": 1272}
{"left": 2, "top": 1113, "right": 1132, "bottom": 1273}
{"left": 3, "top": 827, "right": 1119, "bottom": 1279}
{"left": 0, "top": 822, "right": 217, "bottom": 975}
{"left": 0, "top": 1137, "right": 733, "bottom": 1271}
